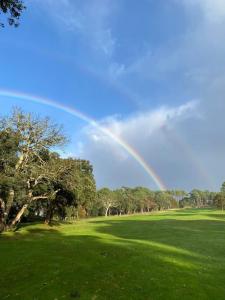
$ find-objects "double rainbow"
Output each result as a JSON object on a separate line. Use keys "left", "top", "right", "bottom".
{"left": 0, "top": 89, "right": 166, "bottom": 191}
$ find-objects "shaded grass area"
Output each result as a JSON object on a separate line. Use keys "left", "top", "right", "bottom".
{"left": 1, "top": 209, "right": 225, "bottom": 299}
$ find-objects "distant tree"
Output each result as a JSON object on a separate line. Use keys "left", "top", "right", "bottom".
{"left": 131, "top": 187, "right": 155, "bottom": 213}
{"left": 72, "top": 159, "right": 96, "bottom": 217}
{"left": 189, "top": 190, "right": 202, "bottom": 207}
{"left": 154, "top": 191, "right": 174, "bottom": 210}
{"left": 120, "top": 187, "right": 137, "bottom": 214}
{"left": 0, "top": 0, "right": 25, "bottom": 27}
{"left": 97, "top": 188, "right": 116, "bottom": 216}
{"left": 214, "top": 193, "right": 225, "bottom": 211}
{"left": 168, "top": 190, "right": 187, "bottom": 202}
{"left": 179, "top": 190, "right": 215, "bottom": 208}
{"left": 221, "top": 182, "right": 225, "bottom": 193}
{"left": 113, "top": 188, "right": 125, "bottom": 215}
{"left": 179, "top": 196, "right": 192, "bottom": 208}
{"left": 213, "top": 182, "right": 225, "bottom": 211}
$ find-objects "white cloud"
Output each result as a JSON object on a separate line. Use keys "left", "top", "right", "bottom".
{"left": 80, "top": 91, "right": 225, "bottom": 191}
{"left": 181, "top": 0, "right": 225, "bottom": 22}
{"left": 79, "top": 101, "right": 207, "bottom": 190}
{"left": 85, "top": 100, "right": 196, "bottom": 143}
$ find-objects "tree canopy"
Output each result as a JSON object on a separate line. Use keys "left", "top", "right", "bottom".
{"left": 0, "top": 0, "right": 25, "bottom": 27}
{"left": 0, "top": 109, "right": 96, "bottom": 231}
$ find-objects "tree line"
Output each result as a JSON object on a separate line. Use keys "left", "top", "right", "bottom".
{"left": 95, "top": 187, "right": 225, "bottom": 217}
{"left": 0, "top": 109, "right": 224, "bottom": 233}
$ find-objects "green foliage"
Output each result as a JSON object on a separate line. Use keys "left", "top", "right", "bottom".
{"left": 97, "top": 188, "right": 115, "bottom": 216}
{"left": 0, "top": 109, "right": 96, "bottom": 230}
{"left": 213, "top": 182, "right": 225, "bottom": 210}
{"left": 96, "top": 187, "right": 179, "bottom": 216}
{"left": 0, "top": 0, "right": 25, "bottom": 27}
{"left": 214, "top": 193, "right": 225, "bottom": 210}
{"left": 179, "top": 190, "right": 216, "bottom": 208}
{"left": 221, "top": 182, "right": 225, "bottom": 193}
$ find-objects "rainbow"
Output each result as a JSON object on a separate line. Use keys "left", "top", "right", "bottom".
{"left": 0, "top": 89, "right": 166, "bottom": 191}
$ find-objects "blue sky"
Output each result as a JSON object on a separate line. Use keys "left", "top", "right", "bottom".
{"left": 1, "top": 0, "right": 225, "bottom": 191}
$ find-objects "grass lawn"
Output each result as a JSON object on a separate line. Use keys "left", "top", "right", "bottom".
{"left": 1, "top": 209, "right": 225, "bottom": 300}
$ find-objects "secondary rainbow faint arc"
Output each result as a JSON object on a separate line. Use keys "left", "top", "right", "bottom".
{"left": 0, "top": 89, "right": 166, "bottom": 191}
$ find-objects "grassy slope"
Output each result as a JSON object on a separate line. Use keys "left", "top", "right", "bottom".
{"left": 1, "top": 209, "right": 225, "bottom": 300}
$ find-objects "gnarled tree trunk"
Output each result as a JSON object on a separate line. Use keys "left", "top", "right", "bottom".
{"left": 9, "top": 187, "right": 49, "bottom": 228}
{"left": 0, "top": 189, "right": 15, "bottom": 232}
{"left": 5, "top": 188, "right": 15, "bottom": 218}
{"left": 0, "top": 198, "right": 5, "bottom": 232}
{"left": 11, "top": 204, "right": 28, "bottom": 227}
{"left": 105, "top": 205, "right": 110, "bottom": 217}
{"left": 44, "top": 189, "right": 60, "bottom": 224}
{"left": 45, "top": 201, "right": 54, "bottom": 225}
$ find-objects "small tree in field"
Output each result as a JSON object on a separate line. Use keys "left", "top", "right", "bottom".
{"left": 97, "top": 188, "right": 116, "bottom": 216}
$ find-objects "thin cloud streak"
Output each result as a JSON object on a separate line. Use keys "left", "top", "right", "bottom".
{"left": 33, "top": 0, "right": 117, "bottom": 57}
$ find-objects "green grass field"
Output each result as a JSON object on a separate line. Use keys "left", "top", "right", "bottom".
{"left": 1, "top": 209, "right": 225, "bottom": 300}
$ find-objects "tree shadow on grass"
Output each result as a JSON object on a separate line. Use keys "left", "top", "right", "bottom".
{"left": 1, "top": 217, "right": 225, "bottom": 300}
{"left": 90, "top": 217, "right": 225, "bottom": 251}
{"left": 204, "top": 213, "right": 225, "bottom": 220}
{"left": 15, "top": 219, "right": 73, "bottom": 231}
{"left": 140, "top": 208, "right": 218, "bottom": 219}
